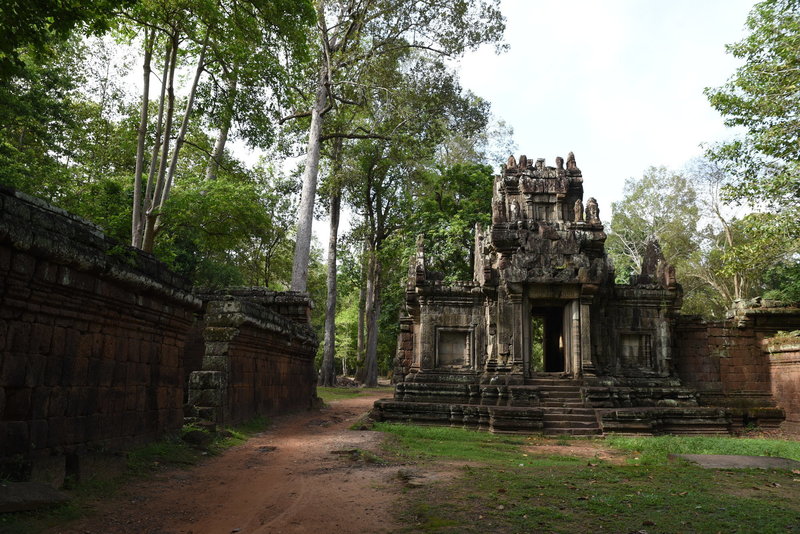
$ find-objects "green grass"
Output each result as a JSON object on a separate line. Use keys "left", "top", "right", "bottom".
{"left": 606, "top": 434, "right": 800, "bottom": 465}
{"left": 375, "top": 423, "right": 582, "bottom": 466}
{"left": 316, "top": 386, "right": 391, "bottom": 402}
{"left": 379, "top": 424, "right": 800, "bottom": 534}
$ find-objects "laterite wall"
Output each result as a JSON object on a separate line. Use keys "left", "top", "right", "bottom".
{"left": 0, "top": 187, "right": 202, "bottom": 477}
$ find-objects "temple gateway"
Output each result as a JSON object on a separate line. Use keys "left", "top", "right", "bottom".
{"left": 373, "top": 153, "right": 797, "bottom": 434}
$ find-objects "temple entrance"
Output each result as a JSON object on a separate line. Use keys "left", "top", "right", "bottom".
{"left": 530, "top": 306, "right": 565, "bottom": 373}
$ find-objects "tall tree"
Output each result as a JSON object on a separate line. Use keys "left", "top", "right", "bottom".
{"left": 704, "top": 0, "right": 800, "bottom": 302}
{"left": 340, "top": 55, "right": 492, "bottom": 385}
{"left": 606, "top": 167, "right": 700, "bottom": 281}
{"left": 288, "top": 0, "right": 506, "bottom": 292}
{"left": 126, "top": 0, "right": 314, "bottom": 252}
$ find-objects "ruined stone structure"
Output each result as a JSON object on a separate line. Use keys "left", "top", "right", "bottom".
{"left": 0, "top": 187, "right": 318, "bottom": 483}
{"left": 374, "top": 153, "right": 791, "bottom": 434}
{"left": 187, "top": 288, "right": 318, "bottom": 425}
{"left": 675, "top": 300, "right": 800, "bottom": 430}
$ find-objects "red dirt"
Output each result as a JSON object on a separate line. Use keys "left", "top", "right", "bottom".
{"left": 52, "top": 390, "right": 402, "bottom": 534}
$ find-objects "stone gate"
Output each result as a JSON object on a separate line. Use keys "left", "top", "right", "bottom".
{"left": 373, "top": 153, "right": 796, "bottom": 434}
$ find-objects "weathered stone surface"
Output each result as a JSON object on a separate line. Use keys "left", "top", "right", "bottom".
{"left": 0, "top": 187, "right": 200, "bottom": 472}
{"left": 186, "top": 291, "right": 318, "bottom": 426}
{"left": 1, "top": 187, "right": 319, "bottom": 482}
{"left": 0, "top": 482, "right": 69, "bottom": 513}
{"left": 672, "top": 454, "right": 800, "bottom": 470}
{"left": 377, "top": 153, "right": 798, "bottom": 435}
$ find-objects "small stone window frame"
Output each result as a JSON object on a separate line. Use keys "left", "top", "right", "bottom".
{"left": 435, "top": 327, "right": 474, "bottom": 369}
{"left": 619, "top": 332, "right": 653, "bottom": 370}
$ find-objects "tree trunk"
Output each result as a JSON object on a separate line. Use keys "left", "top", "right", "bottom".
{"left": 132, "top": 28, "right": 154, "bottom": 247}
{"left": 356, "top": 239, "right": 367, "bottom": 364}
{"left": 319, "top": 191, "right": 341, "bottom": 387}
{"left": 363, "top": 248, "right": 381, "bottom": 387}
{"left": 290, "top": 66, "right": 328, "bottom": 291}
{"left": 153, "top": 30, "right": 209, "bottom": 235}
{"left": 140, "top": 40, "right": 171, "bottom": 239}
{"left": 135, "top": 38, "right": 171, "bottom": 249}
{"left": 142, "top": 36, "right": 178, "bottom": 253}
{"left": 205, "top": 67, "right": 238, "bottom": 181}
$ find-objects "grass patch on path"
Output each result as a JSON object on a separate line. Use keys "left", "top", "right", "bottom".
{"left": 377, "top": 424, "right": 800, "bottom": 533}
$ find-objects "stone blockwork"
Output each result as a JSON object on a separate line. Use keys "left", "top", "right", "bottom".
{"left": 0, "top": 187, "right": 319, "bottom": 482}
{"left": 374, "top": 153, "right": 707, "bottom": 435}
{"left": 187, "top": 290, "right": 318, "bottom": 426}
{"left": 767, "top": 334, "right": 800, "bottom": 431}
{"left": 674, "top": 300, "right": 800, "bottom": 428}
{"left": 0, "top": 186, "right": 202, "bottom": 478}
{"left": 375, "top": 153, "right": 800, "bottom": 435}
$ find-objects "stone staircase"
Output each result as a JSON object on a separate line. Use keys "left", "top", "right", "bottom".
{"left": 528, "top": 378, "right": 601, "bottom": 436}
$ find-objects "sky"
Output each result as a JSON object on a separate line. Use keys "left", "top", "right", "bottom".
{"left": 453, "top": 0, "right": 755, "bottom": 216}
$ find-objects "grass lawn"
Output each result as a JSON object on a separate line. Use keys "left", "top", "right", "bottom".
{"left": 376, "top": 423, "right": 800, "bottom": 533}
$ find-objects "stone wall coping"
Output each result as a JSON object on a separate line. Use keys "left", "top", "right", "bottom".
{"left": 766, "top": 337, "right": 800, "bottom": 353}
{"left": 203, "top": 298, "right": 316, "bottom": 344}
{"left": 0, "top": 186, "right": 202, "bottom": 310}
{"left": 194, "top": 287, "right": 313, "bottom": 307}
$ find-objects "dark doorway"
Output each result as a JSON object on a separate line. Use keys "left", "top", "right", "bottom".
{"left": 531, "top": 306, "right": 565, "bottom": 373}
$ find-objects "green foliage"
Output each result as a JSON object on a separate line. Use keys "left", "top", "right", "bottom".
{"left": 763, "top": 261, "right": 800, "bottom": 301}
{"left": 530, "top": 317, "right": 544, "bottom": 373}
{"left": 606, "top": 162, "right": 799, "bottom": 317}
{"left": 704, "top": 0, "right": 800, "bottom": 289}
{"left": 606, "top": 166, "right": 699, "bottom": 284}
{"left": 705, "top": 0, "right": 800, "bottom": 163}
{"left": 0, "top": 0, "right": 135, "bottom": 78}
{"left": 412, "top": 163, "right": 494, "bottom": 280}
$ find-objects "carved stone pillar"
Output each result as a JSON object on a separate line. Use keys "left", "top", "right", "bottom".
{"left": 580, "top": 299, "right": 595, "bottom": 376}
{"left": 417, "top": 297, "right": 435, "bottom": 371}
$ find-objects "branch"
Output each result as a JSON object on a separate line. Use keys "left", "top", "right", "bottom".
{"left": 182, "top": 139, "right": 234, "bottom": 173}
{"left": 279, "top": 109, "right": 312, "bottom": 124}
{"left": 320, "top": 132, "right": 391, "bottom": 142}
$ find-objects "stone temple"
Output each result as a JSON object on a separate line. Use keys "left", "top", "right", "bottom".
{"left": 373, "top": 153, "right": 789, "bottom": 434}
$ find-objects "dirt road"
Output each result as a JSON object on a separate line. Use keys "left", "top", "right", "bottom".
{"left": 56, "top": 390, "right": 403, "bottom": 534}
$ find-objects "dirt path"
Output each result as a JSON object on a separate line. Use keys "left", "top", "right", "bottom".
{"left": 55, "top": 390, "right": 404, "bottom": 534}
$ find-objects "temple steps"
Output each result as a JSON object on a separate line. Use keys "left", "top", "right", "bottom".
{"left": 522, "top": 378, "right": 603, "bottom": 435}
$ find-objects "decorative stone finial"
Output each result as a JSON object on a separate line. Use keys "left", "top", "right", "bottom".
{"left": 509, "top": 199, "right": 521, "bottom": 221}
{"left": 507, "top": 155, "right": 517, "bottom": 169}
{"left": 556, "top": 156, "right": 564, "bottom": 170}
{"left": 585, "top": 197, "right": 600, "bottom": 223}
{"left": 574, "top": 199, "right": 584, "bottom": 222}
{"left": 566, "top": 152, "right": 577, "bottom": 171}
{"left": 518, "top": 155, "right": 527, "bottom": 169}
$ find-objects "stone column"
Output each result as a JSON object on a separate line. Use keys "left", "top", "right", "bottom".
{"left": 564, "top": 300, "right": 581, "bottom": 376}
{"left": 509, "top": 291, "right": 525, "bottom": 372}
{"left": 417, "top": 297, "right": 435, "bottom": 370}
{"left": 580, "top": 299, "right": 595, "bottom": 376}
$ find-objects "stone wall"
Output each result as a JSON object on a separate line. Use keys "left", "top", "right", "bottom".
{"left": 187, "top": 292, "right": 318, "bottom": 426}
{"left": 0, "top": 187, "right": 202, "bottom": 478}
{"left": 766, "top": 335, "right": 800, "bottom": 431}
{"left": 674, "top": 300, "right": 800, "bottom": 427}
